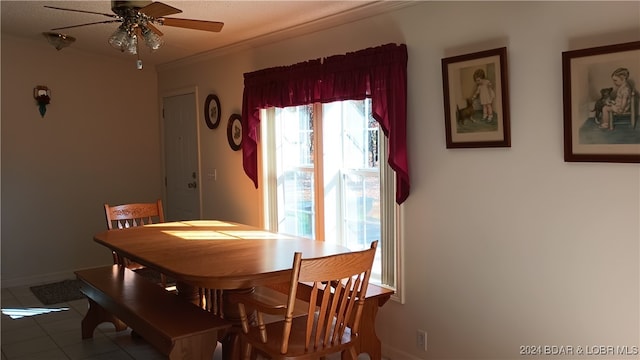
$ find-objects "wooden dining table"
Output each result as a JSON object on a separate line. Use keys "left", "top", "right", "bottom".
{"left": 92, "top": 220, "right": 390, "bottom": 360}
{"left": 94, "top": 220, "right": 349, "bottom": 290}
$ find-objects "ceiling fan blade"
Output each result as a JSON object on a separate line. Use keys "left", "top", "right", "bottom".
{"left": 51, "top": 20, "right": 122, "bottom": 31}
{"left": 146, "top": 22, "right": 164, "bottom": 36}
{"left": 44, "top": 5, "right": 118, "bottom": 18}
{"left": 159, "top": 18, "right": 224, "bottom": 32}
{"left": 139, "top": 2, "right": 182, "bottom": 18}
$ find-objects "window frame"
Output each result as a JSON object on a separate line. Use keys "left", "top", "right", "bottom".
{"left": 259, "top": 104, "right": 404, "bottom": 303}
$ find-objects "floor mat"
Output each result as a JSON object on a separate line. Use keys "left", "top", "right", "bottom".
{"left": 30, "top": 279, "right": 84, "bottom": 305}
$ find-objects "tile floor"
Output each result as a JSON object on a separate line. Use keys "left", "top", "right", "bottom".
{"left": 1, "top": 285, "right": 368, "bottom": 360}
{"left": 0, "top": 285, "right": 223, "bottom": 360}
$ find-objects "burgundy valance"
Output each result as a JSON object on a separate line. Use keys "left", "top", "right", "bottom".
{"left": 241, "top": 43, "right": 409, "bottom": 204}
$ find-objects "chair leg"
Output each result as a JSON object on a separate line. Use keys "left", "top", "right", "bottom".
{"left": 241, "top": 337, "right": 253, "bottom": 360}
{"left": 341, "top": 347, "right": 358, "bottom": 360}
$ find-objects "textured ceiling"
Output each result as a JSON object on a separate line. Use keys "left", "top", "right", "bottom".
{"left": 1, "top": 1, "right": 403, "bottom": 66}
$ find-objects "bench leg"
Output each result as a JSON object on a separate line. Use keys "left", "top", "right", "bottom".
{"left": 168, "top": 331, "right": 219, "bottom": 360}
{"left": 81, "top": 298, "right": 128, "bottom": 339}
{"left": 347, "top": 297, "right": 387, "bottom": 360}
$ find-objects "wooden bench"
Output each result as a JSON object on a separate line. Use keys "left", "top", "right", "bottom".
{"left": 264, "top": 281, "right": 394, "bottom": 360}
{"left": 75, "top": 265, "right": 231, "bottom": 360}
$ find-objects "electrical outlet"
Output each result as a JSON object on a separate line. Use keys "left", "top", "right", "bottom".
{"left": 416, "top": 329, "right": 427, "bottom": 351}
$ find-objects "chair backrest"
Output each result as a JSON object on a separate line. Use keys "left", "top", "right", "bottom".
{"left": 104, "top": 199, "right": 165, "bottom": 230}
{"left": 281, "top": 240, "right": 378, "bottom": 354}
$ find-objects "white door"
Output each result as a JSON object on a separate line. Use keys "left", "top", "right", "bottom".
{"left": 163, "top": 93, "right": 201, "bottom": 221}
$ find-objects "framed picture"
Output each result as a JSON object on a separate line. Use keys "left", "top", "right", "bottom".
{"left": 227, "top": 114, "right": 242, "bottom": 151}
{"left": 562, "top": 41, "right": 640, "bottom": 163}
{"left": 204, "top": 94, "right": 221, "bottom": 129}
{"left": 442, "top": 47, "right": 510, "bottom": 148}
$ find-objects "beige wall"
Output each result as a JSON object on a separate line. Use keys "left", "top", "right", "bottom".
{"left": 158, "top": 2, "right": 639, "bottom": 359}
{"left": 1, "top": 1, "right": 638, "bottom": 359}
{"left": 1, "top": 35, "right": 162, "bottom": 286}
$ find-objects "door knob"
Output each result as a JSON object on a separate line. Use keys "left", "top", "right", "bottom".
{"left": 187, "top": 181, "right": 197, "bottom": 189}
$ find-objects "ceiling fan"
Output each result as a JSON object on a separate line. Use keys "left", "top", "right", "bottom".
{"left": 44, "top": 1, "right": 224, "bottom": 68}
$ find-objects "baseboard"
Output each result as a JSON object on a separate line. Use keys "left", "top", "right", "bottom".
{"left": 1, "top": 270, "right": 77, "bottom": 288}
{"left": 383, "top": 344, "right": 424, "bottom": 360}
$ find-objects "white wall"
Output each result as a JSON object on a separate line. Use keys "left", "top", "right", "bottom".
{"left": 1, "top": 1, "right": 637, "bottom": 359}
{"left": 1, "top": 35, "right": 162, "bottom": 286}
{"left": 158, "top": 2, "right": 639, "bottom": 359}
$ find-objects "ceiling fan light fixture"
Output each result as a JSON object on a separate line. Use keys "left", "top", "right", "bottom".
{"left": 42, "top": 32, "right": 76, "bottom": 51}
{"left": 124, "top": 34, "right": 138, "bottom": 55}
{"left": 43, "top": 1, "right": 224, "bottom": 68}
{"left": 141, "top": 26, "right": 163, "bottom": 51}
{"left": 108, "top": 27, "right": 128, "bottom": 50}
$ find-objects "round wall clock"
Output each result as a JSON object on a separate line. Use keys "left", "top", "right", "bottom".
{"left": 227, "top": 114, "right": 242, "bottom": 151}
{"left": 204, "top": 94, "right": 221, "bottom": 129}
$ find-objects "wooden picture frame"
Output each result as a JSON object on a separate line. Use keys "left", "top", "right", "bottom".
{"left": 204, "top": 94, "right": 221, "bottom": 129}
{"left": 442, "top": 47, "right": 510, "bottom": 148}
{"left": 562, "top": 41, "right": 640, "bottom": 163}
{"left": 227, "top": 114, "right": 242, "bottom": 151}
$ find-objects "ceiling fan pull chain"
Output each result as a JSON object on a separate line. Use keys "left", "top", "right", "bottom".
{"left": 136, "top": 36, "right": 143, "bottom": 70}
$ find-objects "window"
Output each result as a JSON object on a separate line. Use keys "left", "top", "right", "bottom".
{"left": 260, "top": 99, "right": 399, "bottom": 289}
{"left": 241, "top": 44, "right": 408, "bottom": 296}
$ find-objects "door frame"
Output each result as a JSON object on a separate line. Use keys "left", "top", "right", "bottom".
{"left": 160, "top": 86, "right": 203, "bottom": 219}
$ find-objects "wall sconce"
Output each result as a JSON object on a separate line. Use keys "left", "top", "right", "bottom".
{"left": 34, "top": 86, "right": 51, "bottom": 117}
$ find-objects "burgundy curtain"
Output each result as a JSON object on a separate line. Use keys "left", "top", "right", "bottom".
{"left": 242, "top": 43, "right": 409, "bottom": 204}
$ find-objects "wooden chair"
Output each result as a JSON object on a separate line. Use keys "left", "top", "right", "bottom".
{"left": 611, "top": 88, "right": 638, "bottom": 130}
{"left": 199, "top": 287, "right": 223, "bottom": 315}
{"left": 104, "top": 199, "right": 170, "bottom": 288}
{"left": 104, "top": 199, "right": 165, "bottom": 230}
{"left": 230, "top": 241, "right": 378, "bottom": 360}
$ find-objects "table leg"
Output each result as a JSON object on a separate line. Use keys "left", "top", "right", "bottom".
{"left": 220, "top": 288, "right": 255, "bottom": 360}
{"left": 176, "top": 282, "right": 253, "bottom": 360}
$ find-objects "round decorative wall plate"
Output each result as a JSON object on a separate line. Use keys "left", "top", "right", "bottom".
{"left": 204, "top": 94, "right": 221, "bottom": 129}
{"left": 227, "top": 114, "right": 242, "bottom": 151}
